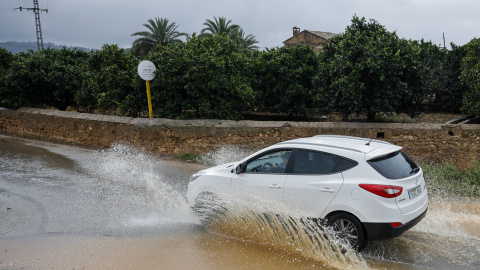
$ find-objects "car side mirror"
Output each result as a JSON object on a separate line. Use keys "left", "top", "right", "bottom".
{"left": 235, "top": 164, "right": 243, "bottom": 174}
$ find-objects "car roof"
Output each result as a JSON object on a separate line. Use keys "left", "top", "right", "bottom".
{"left": 276, "top": 135, "right": 402, "bottom": 160}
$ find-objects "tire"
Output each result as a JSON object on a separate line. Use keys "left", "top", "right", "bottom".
{"left": 325, "top": 213, "right": 366, "bottom": 251}
{"left": 193, "top": 192, "right": 226, "bottom": 225}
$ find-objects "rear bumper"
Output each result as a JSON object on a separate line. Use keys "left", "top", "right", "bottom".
{"left": 363, "top": 208, "right": 428, "bottom": 240}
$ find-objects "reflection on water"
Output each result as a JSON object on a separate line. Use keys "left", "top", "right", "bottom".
{"left": 1, "top": 233, "right": 344, "bottom": 270}
{"left": 1, "top": 137, "right": 480, "bottom": 269}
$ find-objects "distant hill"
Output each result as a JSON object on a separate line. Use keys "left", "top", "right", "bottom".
{"left": 0, "top": 41, "right": 95, "bottom": 54}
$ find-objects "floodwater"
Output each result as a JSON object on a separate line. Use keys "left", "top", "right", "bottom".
{"left": 0, "top": 135, "right": 479, "bottom": 269}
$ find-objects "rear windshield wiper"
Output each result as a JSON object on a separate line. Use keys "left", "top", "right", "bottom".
{"left": 409, "top": 167, "right": 420, "bottom": 175}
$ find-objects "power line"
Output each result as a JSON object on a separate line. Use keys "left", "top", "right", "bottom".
{"left": 14, "top": 0, "right": 48, "bottom": 51}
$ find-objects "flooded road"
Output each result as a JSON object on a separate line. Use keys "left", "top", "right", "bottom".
{"left": 1, "top": 135, "right": 479, "bottom": 269}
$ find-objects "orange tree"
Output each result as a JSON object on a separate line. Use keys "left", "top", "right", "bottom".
{"left": 460, "top": 38, "right": 480, "bottom": 117}
{"left": 148, "top": 34, "right": 253, "bottom": 119}
{"left": 0, "top": 48, "right": 14, "bottom": 106}
{"left": 1, "top": 47, "right": 88, "bottom": 110}
{"left": 313, "top": 16, "right": 421, "bottom": 120}
{"left": 251, "top": 45, "right": 319, "bottom": 116}
{"left": 75, "top": 44, "right": 141, "bottom": 113}
{"left": 439, "top": 43, "right": 467, "bottom": 111}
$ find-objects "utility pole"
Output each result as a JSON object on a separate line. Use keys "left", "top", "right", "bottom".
{"left": 442, "top": 32, "right": 446, "bottom": 50}
{"left": 14, "top": 0, "right": 48, "bottom": 51}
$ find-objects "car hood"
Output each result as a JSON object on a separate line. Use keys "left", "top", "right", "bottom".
{"left": 196, "top": 162, "right": 237, "bottom": 174}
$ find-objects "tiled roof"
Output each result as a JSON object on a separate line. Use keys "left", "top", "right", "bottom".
{"left": 305, "top": 30, "right": 339, "bottom": 40}
{"left": 283, "top": 29, "right": 340, "bottom": 45}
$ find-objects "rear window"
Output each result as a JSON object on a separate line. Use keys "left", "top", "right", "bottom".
{"left": 333, "top": 156, "right": 358, "bottom": 172}
{"left": 367, "top": 151, "right": 420, "bottom": 180}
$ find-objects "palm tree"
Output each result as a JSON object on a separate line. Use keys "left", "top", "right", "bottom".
{"left": 234, "top": 28, "right": 259, "bottom": 51}
{"left": 201, "top": 16, "right": 259, "bottom": 51}
{"left": 200, "top": 16, "right": 240, "bottom": 37}
{"left": 131, "top": 17, "right": 185, "bottom": 57}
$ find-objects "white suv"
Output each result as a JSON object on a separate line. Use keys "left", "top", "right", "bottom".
{"left": 187, "top": 135, "right": 428, "bottom": 250}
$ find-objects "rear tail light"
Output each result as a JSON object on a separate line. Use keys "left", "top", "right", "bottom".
{"left": 359, "top": 184, "right": 403, "bottom": 198}
{"left": 390, "top": 222, "right": 403, "bottom": 228}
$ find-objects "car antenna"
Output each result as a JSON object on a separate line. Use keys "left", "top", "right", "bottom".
{"left": 365, "top": 137, "right": 374, "bottom": 146}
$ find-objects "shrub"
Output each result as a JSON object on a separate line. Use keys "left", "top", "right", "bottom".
{"left": 1, "top": 48, "right": 89, "bottom": 110}
{"left": 460, "top": 38, "right": 480, "bottom": 117}
{"left": 251, "top": 45, "right": 319, "bottom": 116}
{"left": 148, "top": 34, "right": 254, "bottom": 119}
{"left": 76, "top": 44, "right": 140, "bottom": 113}
{"left": 313, "top": 16, "right": 422, "bottom": 120}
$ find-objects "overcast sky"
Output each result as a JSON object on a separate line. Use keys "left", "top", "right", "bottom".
{"left": 1, "top": 0, "right": 479, "bottom": 51}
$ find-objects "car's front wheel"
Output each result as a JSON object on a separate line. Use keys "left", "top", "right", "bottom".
{"left": 325, "top": 213, "right": 366, "bottom": 251}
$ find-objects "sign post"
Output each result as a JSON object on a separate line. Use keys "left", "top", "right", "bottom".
{"left": 137, "top": 60, "right": 156, "bottom": 118}
{"left": 145, "top": 80, "right": 153, "bottom": 118}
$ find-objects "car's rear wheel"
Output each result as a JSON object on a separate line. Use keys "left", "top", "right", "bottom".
{"left": 326, "top": 213, "right": 366, "bottom": 251}
{"left": 193, "top": 192, "right": 226, "bottom": 225}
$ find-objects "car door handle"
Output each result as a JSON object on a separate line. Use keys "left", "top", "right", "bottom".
{"left": 320, "top": 188, "right": 335, "bottom": 193}
{"left": 269, "top": 184, "right": 282, "bottom": 189}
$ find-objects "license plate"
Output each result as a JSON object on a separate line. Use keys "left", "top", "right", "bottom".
{"left": 408, "top": 185, "right": 422, "bottom": 199}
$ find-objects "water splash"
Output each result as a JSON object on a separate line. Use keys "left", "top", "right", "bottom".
{"left": 199, "top": 145, "right": 253, "bottom": 167}
{"left": 84, "top": 143, "right": 196, "bottom": 228}
{"left": 362, "top": 198, "right": 480, "bottom": 269}
{"left": 201, "top": 194, "right": 369, "bottom": 270}
{"left": 413, "top": 199, "right": 480, "bottom": 239}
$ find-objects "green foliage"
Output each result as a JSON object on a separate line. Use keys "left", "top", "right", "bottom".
{"left": 131, "top": 17, "right": 186, "bottom": 57}
{"left": 423, "top": 160, "right": 480, "bottom": 198}
{"left": 177, "top": 153, "right": 201, "bottom": 162}
{"left": 1, "top": 48, "right": 89, "bottom": 110}
{"left": 406, "top": 40, "right": 444, "bottom": 108}
{"left": 76, "top": 44, "right": 141, "bottom": 114}
{"left": 49, "top": 48, "right": 89, "bottom": 110}
{"left": 404, "top": 40, "right": 466, "bottom": 113}
{"left": 149, "top": 34, "right": 254, "bottom": 119}
{"left": 0, "top": 48, "right": 14, "bottom": 105}
{"left": 313, "top": 16, "right": 422, "bottom": 120}
{"left": 460, "top": 38, "right": 480, "bottom": 117}
{"left": 252, "top": 45, "right": 319, "bottom": 116}
{"left": 201, "top": 16, "right": 240, "bottom": 37}
{"left": 201, "top": 16, "right": 258, "bottom": 51}
{"left": 0, "top": 47, "right": 13, "bottom": 72}
{"left": 232, "top": 28, "right": 259, "bottom": 51}
{"left": 438, "top": 43, "right": 467, "bottom": 111}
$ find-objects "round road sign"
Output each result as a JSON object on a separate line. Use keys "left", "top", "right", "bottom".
{"left": 137, "top": 60, "right": 156, "bottom": 81}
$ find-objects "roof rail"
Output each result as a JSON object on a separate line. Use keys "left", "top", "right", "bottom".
{"left": 277, "top": 140, "right": 364, "bottom": 153}
{"left": 313, "top": 135, "right": 391, "bottom": 145}
{"left": 276, "top": 135, "right": 393, "bottom": 154}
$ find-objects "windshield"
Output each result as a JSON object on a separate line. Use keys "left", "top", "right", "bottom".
{"left": 367, "top": 151, "right": 420, "bottom": 180}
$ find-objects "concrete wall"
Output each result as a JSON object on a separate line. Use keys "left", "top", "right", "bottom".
{"left": 1, "top": 107, "right": 479, "bottom": 167}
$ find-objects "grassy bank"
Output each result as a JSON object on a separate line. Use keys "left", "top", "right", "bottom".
{"left": 423, "top": 159, "right": 480, "bottom": 198}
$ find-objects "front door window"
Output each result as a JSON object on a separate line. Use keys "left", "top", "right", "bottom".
{"left": 245, "top": 150, "right": 292, "bottom": 174}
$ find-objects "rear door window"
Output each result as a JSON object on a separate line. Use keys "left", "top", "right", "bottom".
{"left": 367, "top": 151, "right": 420, "bottom": 179}
{"left": 293, "top": 150, "right": 340, "bottom": 175}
